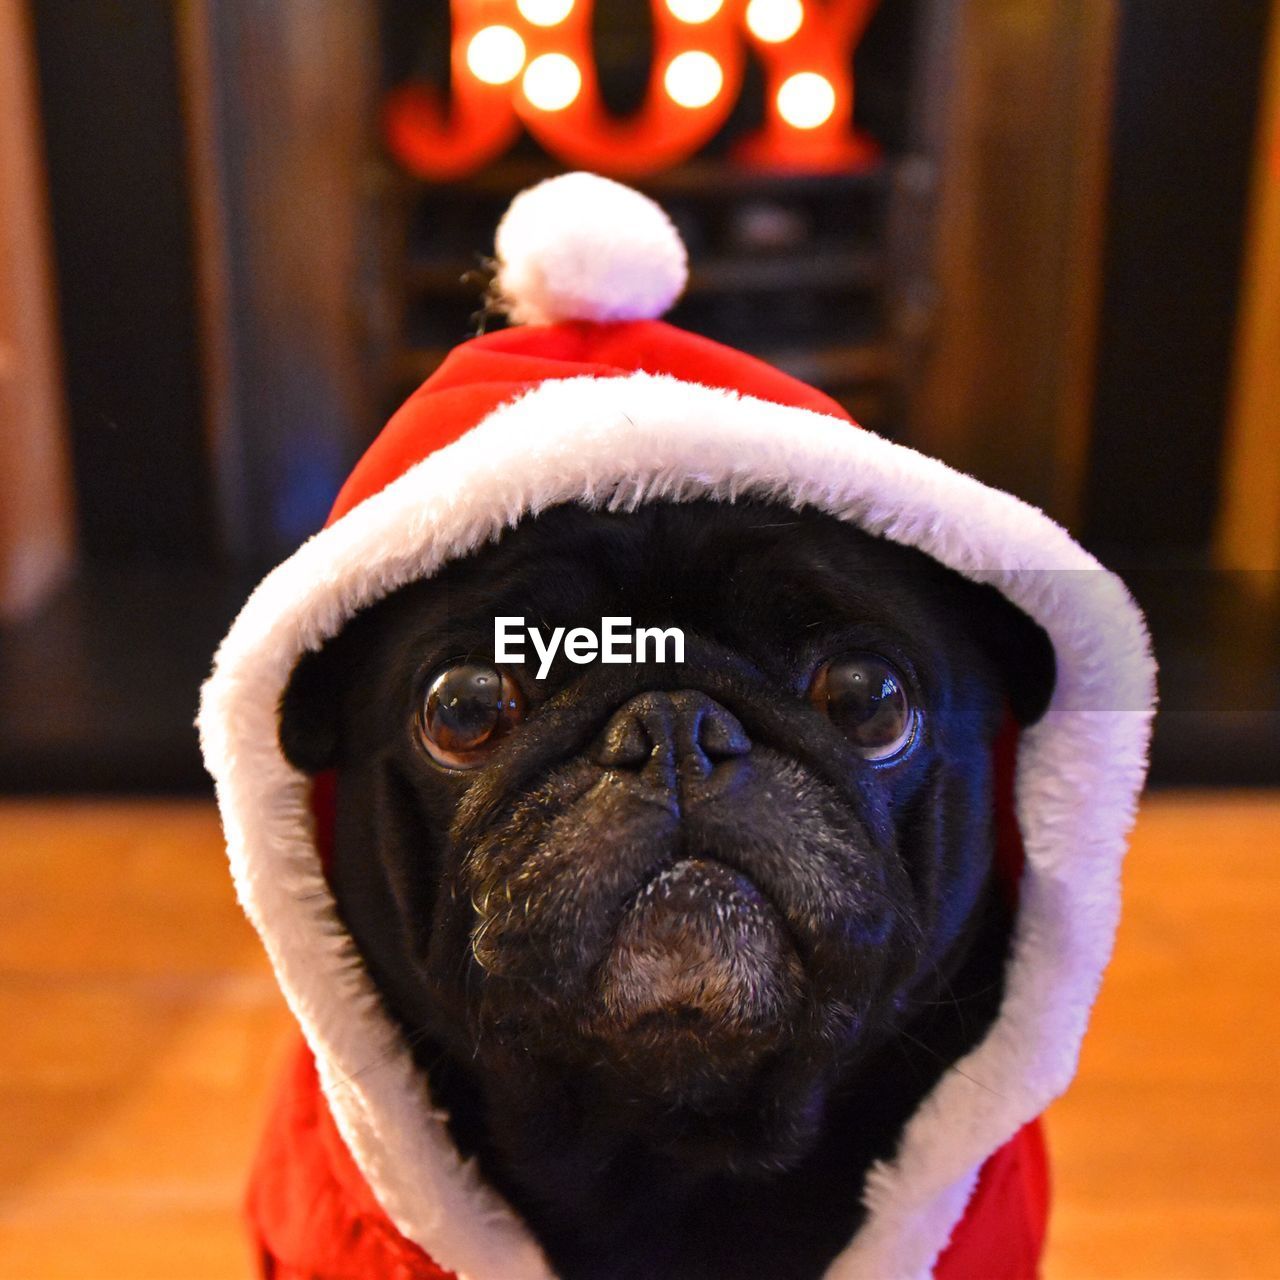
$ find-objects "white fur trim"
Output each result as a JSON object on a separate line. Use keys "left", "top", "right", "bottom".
{"left": 494, "top": 173, "right": 688, "bottom": 325}
{"left": 199, "top": 373, "right": 1156, "bottom": 1280}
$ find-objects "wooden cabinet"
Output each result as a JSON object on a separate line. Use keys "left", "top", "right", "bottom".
{"left": 0, "top": 0, "right": 73, "bottom": 622}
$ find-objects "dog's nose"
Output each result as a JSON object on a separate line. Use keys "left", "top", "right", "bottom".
{"left": 593, "top": 691, "right": 751, "bottom": 778}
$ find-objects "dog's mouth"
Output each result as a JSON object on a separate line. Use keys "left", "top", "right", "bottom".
{"left": 586, "top": 857, "right": 805, "bottom": 1061}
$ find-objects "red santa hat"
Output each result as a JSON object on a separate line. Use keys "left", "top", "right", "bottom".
{"left": 200, "top": 172, "right": 1156, "bottom": 1279}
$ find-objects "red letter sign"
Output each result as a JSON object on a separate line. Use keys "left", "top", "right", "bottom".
{"left": 384, "top": 0, "right": 879, "bottom": 179}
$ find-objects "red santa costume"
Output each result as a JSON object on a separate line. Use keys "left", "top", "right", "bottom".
{"left": 199, "top": 173, "right": 1156, "bottom": 1279}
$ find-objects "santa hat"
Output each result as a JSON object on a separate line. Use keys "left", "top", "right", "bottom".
{"left": 200, "top": 172, "right": 1156, "bottom": 1279}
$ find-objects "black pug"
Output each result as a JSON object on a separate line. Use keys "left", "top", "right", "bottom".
{"left": 278, "top": 497, "right": 1054, "bottom": 1280}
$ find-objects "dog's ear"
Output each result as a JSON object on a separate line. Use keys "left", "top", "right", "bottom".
{"left": 967, "top": 584, "right": 1057, "bottom": 726}
{"left": 278, "top": 643, "right": 346, "bottom": 773}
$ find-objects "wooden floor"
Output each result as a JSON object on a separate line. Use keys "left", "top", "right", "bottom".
{"left": 0, "top": 794, "right": 1276, "bottom": 1279}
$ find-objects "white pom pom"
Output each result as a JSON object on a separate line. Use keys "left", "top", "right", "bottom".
{"left": 494, "top": 172, "right": 688, "bottom": 326}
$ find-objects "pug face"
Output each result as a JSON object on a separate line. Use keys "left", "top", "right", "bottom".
{"left": 280, "top": 499, "right": 1053, "bottom": 1274}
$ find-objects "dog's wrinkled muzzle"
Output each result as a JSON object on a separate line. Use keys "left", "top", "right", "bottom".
{"left": 577, "top": 692, "right": 805, "bottom": 1087}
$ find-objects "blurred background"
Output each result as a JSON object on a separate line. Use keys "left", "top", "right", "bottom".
{"left": 1, "top": 1, "right": 1277, "bottom": 1276}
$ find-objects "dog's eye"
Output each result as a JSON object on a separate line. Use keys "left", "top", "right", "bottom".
{"left": 808, "top": 653, "right": 916, "bottom": 761}
{"left": 417, "top": 663, "right": 526, "bottom": 770}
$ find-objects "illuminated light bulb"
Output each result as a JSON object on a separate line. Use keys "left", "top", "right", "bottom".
{"left": 516, "top": 0, "right": 574, "bottom": 26}
{"left": 664, "top": 50, "right": 723, "bottom": 109}
{"left": 465, "top": 26, "right": 527, "bottom": 86}
{"left": 522, "top": 53, "right": 582, "bottom": 111}
{"left": 666, "top": 0, "right": 724, "bottom": 22}
{"left": 746, "top": 0, "right": 804, "bottom": 43}
{"left": 777, "top": 71, "right": 836, "bottom": 128}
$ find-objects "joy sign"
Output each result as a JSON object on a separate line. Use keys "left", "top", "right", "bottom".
{"left": 385, "top": 0, "right": 880, "bottom": 179}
